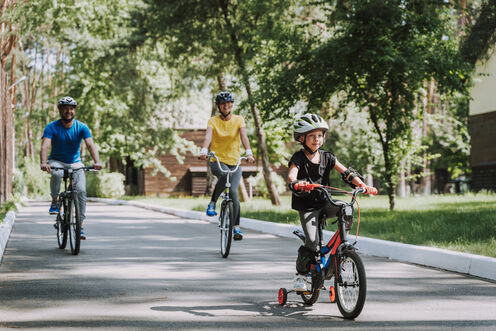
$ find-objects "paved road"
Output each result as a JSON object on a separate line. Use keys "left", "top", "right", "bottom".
{"left": 1, "top": 201, "right": 495, "bottom": 330}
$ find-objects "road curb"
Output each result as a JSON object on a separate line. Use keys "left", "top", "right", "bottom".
{"left": 91, "top": 198, "right": 496, "bottom": 281}
{"left": 0, "top": 210, "right": 16, "bottom": 264}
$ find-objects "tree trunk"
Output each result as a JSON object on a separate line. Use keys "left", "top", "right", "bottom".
{"left": 219, "top": 0, "right": 281, "bottom": 205}
{"left": 205, "top": 74, "right": 225, "bottom": 196}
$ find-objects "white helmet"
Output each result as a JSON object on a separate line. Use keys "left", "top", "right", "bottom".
{"left": 293, "top": 113, "right": 329, "bottom": 141}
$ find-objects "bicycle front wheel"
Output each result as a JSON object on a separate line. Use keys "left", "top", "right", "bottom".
{"left": 68, "top": 198, "right": 81, "bottom": 255}
{"left": 219, "top": 200, "right": 233, "bottom": 258}
{"left": 334, "top": 249, "right": 366, "bottom": 319}
{"left": 56, "top": 201, "right": 67, "bottom": 249}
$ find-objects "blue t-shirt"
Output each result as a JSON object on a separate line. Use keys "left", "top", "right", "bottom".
{"left": 42, "top": 119, "right": 92, "bottom": 163}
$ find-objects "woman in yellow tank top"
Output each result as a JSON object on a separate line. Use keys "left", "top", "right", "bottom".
{"left": 199, "top": 92, "right": 255, "bottom": 240}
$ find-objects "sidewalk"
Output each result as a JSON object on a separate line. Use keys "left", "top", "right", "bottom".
{"left": 2, "top": 199, "right": 495, "bottom": 282}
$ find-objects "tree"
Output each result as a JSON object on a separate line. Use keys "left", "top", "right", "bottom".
{"left": 260, "top": 0, "right": 472, "bottom": 209}
{"left": 130, "top": 0, "right": 323, "bottom": 205}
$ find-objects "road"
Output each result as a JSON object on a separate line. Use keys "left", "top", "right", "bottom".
{"left": 1, "top": 201, "right": 495, "bottom": 330}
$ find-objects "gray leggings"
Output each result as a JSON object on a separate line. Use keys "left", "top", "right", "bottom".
{"left": 299, "top": 202, "right": 340, "bottom": 252}
{"left": 209, "top": 161, "right": 242, "bottom": 226}
{"left": 49, "top": 160, "right": 87, "bottom": 222}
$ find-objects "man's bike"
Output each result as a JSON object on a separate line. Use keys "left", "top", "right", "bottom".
{"left": 278, "top": 184, "right": 375, "bottom": 319}
{"left": 207, "top": 152, "right": 246, "bottom": 258}
{"left": 52, "top": 166, "right": 95, "bottom": 255}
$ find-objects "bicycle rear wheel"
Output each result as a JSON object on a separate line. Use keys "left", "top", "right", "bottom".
{"left": 56, "top": 201, "right": 67, "bottom": 249}
{"left": 334, "top": 249, "right": 366, "bottom": 319}
{"left": 219, "top": 200, "right": 233, "bottom": 258}
{"left": 300, "top": 270, "right": 322, "bottom": 305}
{"left": 68, "top": 198, "right": 81, "bottom": 255}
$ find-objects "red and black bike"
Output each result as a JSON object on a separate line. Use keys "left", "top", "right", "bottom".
{"left": 278, "top": 183, "right": 375, "bottom": 319}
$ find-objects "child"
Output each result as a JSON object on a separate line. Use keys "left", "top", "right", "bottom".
{"left": 287, "top": 113, "right": 377, "bottom": 291}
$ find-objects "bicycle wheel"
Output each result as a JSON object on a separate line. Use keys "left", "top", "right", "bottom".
{"left": 219, "top": 200, "right": 233, "bottom": 258}
{"left": 68, "top": 198, "right": 81, "bottom": 255}
{"left": 56, "top": 201, "right": 68, "bottom": 249}
{"left": 300, "top": 271, "right": 322, "bottom": 305}
{"left": 334, "top": 249, "right": 367, "bottom": 319}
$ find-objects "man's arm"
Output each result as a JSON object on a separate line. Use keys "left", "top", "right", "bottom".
{"left": 40, "top": 137, "right": 52, "bottom": 172}
{"left": 84, "top": 137, "right": 102, "bottom": 170}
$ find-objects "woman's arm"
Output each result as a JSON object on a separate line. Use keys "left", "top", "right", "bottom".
{"left": 239, "top": 127, "right": 255, "bottom": 163}
{"left": 199, "top": 127, "right": 213, "bottom": 160}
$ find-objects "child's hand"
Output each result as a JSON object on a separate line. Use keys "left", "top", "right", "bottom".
{"left": 360, "top": 184, "right": 378, "bottom": 195}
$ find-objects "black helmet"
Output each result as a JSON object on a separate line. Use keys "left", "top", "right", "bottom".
{"left": 57, "top": 96, "right": 77, "bottom": 109}
{"left": 215, "top": 91, "right": 234, "bottom": 104}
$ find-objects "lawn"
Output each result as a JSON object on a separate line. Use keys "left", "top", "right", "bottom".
{"left": 125, "top": 192, "right": 496, "bottom": 258}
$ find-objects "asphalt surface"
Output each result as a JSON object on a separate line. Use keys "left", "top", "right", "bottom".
{"left": 0, "top": 201, "right": 495, "bottom": 330}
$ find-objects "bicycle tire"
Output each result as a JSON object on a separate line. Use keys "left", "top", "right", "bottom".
{"left": 219, "top": 200, "right": 233, "bottom": 258}
{"left": 68, "top": 198, "right": 81, "bottom": 255}
{"left": 334, "top": 249, "right": 366, "bottom": 319}
{"left": 300, "top": 270, "right": 322, "bottom": 305}
{"left": 56, "top": 201, "right": 68, "bottom": 249}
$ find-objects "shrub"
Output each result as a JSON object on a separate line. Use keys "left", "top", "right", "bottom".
{"left": 88, "top": 171, "right": 125, "bottom": 199}
{"left": 247, "top": 171, "right": 286, "bottom": 198}
{"left": 22, "top": 157, "right": 50, "bottom": 199}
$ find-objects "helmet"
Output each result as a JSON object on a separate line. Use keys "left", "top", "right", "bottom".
{"left": 57, "top": 96, "right": 77, "bottom": 109}
{"left": 293, "top": 113, "right": 329, "bottom": 141}
{"left": 215, "top": 91, "right": 234, "bottom": 104}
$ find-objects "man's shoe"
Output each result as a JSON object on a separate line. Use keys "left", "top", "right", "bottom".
{"left": 206, "top": 202, "right": 216, "bottom": 216}
{"left": 233, "top": 228, "right": 243, "bottom": 241}
{"left": 80, "top": 228, "right": 86, "bottom": 240}
{"left": 293, "top": 274, "right": 308, "bottom": 291}
{"left": 49, "top": 202, "right": 59, "bottom": 215}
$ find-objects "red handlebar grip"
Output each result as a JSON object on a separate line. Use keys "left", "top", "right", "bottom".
{"left": 294, "top": 183, "right": 321, "bottom": 191}
{"left": 364, "top": 186, "right": 378, "bottom": 195}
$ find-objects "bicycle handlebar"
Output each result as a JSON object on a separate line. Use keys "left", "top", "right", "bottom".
{"left": 50, "top": 165, "right": 97, "bottom": 172}
{"left": 294, "top": 183, "right": 377, "bottom": 196}
{"left": 207, "top": 151, "right": 247, "bottom": 174}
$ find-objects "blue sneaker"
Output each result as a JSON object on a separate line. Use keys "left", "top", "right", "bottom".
{"left": 233, "top": 228, "right": 243, "bottom": 241}
{"left": 80, "top": 228, "right": 86, "bottom": 240}
{"left": 206, "top": 202, "right": 216, "bottom": 216}
{"left": 49, "top": 202, "right": 59, "bottom": 215}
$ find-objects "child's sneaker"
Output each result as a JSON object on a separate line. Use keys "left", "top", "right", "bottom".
{"left": 233, "top": 228, "right": 243, "bottom": 241}
{"left": 49, "top": 202, "right": 59, "bottom": 215}
{"left": 293, "top": 274, "right": 308, "bottom": 291}
{"left": 206, "top": 202, "right": 216, "bottom": 216}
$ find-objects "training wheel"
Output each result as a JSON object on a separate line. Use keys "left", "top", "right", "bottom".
{"left": 329, "top": 286, "right": 336, "bottom": 303}
{"left": 278, "top": 288, "right": 288, "bottom": 305}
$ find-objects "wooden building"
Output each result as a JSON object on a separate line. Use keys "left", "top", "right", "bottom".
{"left": 114, "top": 129, "right": 268, "bottom": 196}
{"left": 469, "top": 52, "right": 496, "bottom": 191}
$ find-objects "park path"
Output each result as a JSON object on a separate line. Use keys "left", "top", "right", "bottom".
{"left": 0, "top": 201, "right": 495, "bottom": 330}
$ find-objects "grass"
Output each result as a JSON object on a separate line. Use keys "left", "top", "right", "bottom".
{"left": 0, "top": 201, "right": 17, "bottom": 222}
{"left": 125, "top": 192, "right": 496, "bottom": 258}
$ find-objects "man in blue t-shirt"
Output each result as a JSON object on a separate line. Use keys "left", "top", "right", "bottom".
{"left": 40, "top": 96, "right": 102, "bottom": 239}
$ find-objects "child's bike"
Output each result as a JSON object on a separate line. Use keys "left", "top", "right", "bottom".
{"left": 278, "top": 183, "right": 375, "bottom": 319}
{"left": 207, "top": 152, "right": 246, "bottom": 258}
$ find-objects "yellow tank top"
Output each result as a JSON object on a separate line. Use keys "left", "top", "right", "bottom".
{"left": 208, "top": 115, "right": 246, "bottom": 166}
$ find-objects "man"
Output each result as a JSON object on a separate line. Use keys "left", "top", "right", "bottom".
{"left": 40, "top": 96, "right": 102, "bottom": 239}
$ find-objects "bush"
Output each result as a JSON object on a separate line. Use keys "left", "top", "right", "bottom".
{"left": 87, "top": 171, "right": 125, "bottom": 199}
{"left": 247, "top": 171, "right": 286, "bottom": 198}
{"left": 21, "top": 157, "right": 50, "bottom": 199}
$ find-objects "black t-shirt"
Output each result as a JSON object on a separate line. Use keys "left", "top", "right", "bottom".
{"left": 288, "top": 149, "right": 337, "bottom": 211}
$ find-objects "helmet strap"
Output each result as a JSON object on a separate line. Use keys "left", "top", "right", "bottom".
{"left": 302, "top": 135, "right": 319, "bottom": 155}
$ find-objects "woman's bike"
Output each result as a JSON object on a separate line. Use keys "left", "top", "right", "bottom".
{"left": 52, "top": 166, "right": 95, "bottom": 255}
{"left": 207, "top": 152, "right": 246, "bottom": 258}
{"left": 278, "top": 183, "right": 376, "bottom": 319}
